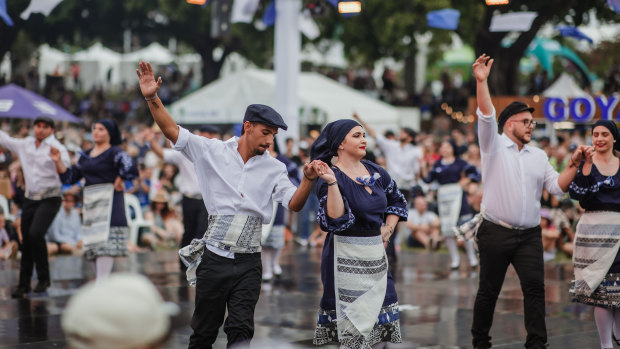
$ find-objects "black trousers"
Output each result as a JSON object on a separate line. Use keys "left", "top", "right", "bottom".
{"left": 188, "top": 250, "right": 262, "bottom": 349}
{"left": 471, "top": 220, "right": 547, "bottom": 348}
{"left": 180, "top": 196, "right": 208, "bottom": 271}
{"left": 19, "top": 197, "right": 62, "bottom": 288}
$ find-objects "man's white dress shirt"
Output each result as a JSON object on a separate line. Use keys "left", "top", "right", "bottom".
{"left": 0, "top": 131, "right": 70, "bottom": 200}
{"left": 375, "top": 134, "right": 423, "bottom": 189}
{"left": 477, "top": 107, "right": 564, "bottom": 229}
{"left": 162, "top": 148, "right": 201, "bottom": 198}
{"left": 173, "top": 127, "right": 297, "bottom": 257}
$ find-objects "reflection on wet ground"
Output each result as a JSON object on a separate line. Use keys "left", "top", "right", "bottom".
{"left": 0, "top": 245, "right": 598, "bottom": 348}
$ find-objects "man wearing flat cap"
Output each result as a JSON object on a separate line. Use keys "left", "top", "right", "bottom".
{"left": 0, "top": 116, "right": 71, "bottom": 298}
{"left": 137, "top": 61, "right": 323, "bottom": 349}
{"left": 470, "top": 55, "right": 593, "bottom": 349}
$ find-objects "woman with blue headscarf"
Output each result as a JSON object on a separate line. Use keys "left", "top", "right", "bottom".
{"left": 310, "top": 119, "right": 408, "bottom": 349}
{"left": 50, "top": 119, "right": 138, "bottom": 280}
{"left": 420, "top": 138, "right": 481, "bottom": 270}
{"left": 569, "top": 120, "right": 620, "bottom": 349}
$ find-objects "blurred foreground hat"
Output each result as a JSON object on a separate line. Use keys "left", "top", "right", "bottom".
{"left": 62, "top": 273, "right": 178, "bottom": 349}
{"left": 243, "top": 104, "right": 288, "bottom": 130}
{"left": 33, "top": 116, "right": 54, "bottom": 129}
{"left": 498, "top": 101, "right": 534, "bottom": 133}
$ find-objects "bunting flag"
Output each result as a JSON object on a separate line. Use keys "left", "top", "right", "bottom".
{"left": 489, "top": 11, "right": 537, "bottom": 32}
{"left": 426, "top": 9, "right": 460, "bottom": 30}
{"left": 556, "top": 26, "right": 593, "bottom": 44}
{"left": 231, "top": 0, "right": 260, "bottom": 23}
{"left": 299, "top": 9, "right": 320, "bottom": 39}
{"left": 608, "top": 0, "right": 620, "bottom": 13}
{"left": 20, "top": 0, "right": 63, "bottom": 20}
{"left": 0, "top": 0, "right": 14, "bottom": 26}
{"left": 262, "top": 0, "right": 276, "bottom": 27}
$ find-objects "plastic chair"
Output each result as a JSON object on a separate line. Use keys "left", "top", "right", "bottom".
{"left": 124, "top": 194, "right": 151, "bottom": 246}
{"left": 0, "top": 195, "right": 15, "bottom": 222}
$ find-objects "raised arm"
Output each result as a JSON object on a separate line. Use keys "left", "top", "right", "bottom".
{"left": 352, "top": 112, "right": 377, "bottom": 139}
{"left": 473, "top": 54, "right": 494, "bottom": 116}
{"left": 143, "top": 128, "right": 164, "bottom": 159}
{"left": 137, "top": 61, "right": 179, "bottom": 143}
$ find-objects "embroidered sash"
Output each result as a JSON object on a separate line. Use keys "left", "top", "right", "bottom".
{"left": 333, "top": 234, "right": 388, "bottom": 341}
{"left": 179, "top": 214, "right": 262, "bottom": 286}
{"left": 573, "top": 211, "right": 620, "bottom": 297}
{"left": 81, "top": 183, "right": 115, "bottom": 249}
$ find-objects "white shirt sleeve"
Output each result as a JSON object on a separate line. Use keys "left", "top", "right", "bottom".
{"left": 0, "top": 130, "right": 25, "bottom": 154}
{"left": 272, "top": 166, "right": 297, "bottom": 211}
{"left": 172, "top": 126, "right": 208, "bottom": 163}
{"left": 163, "top": 148, "right": 181, "bottom": 164}
{"left": 375, "top": 134, "right": 397, "bottom": 154}
{"left": 476, "top": 107, "right": 500, "bottom": 155}
{"left": 46, "top": 136, "right": 71, "bottom": 167}
{"left": 543, "top": 159, "right": 565, "bottom": 196}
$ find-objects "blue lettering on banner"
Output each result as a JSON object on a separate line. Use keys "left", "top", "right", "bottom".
{"left": 543, "top": 98, "right": 568, "bottom": 122}
{"left": 543, "top": 94, "right": 620, "bottom": 122}
{"left": 595, "top": 95, "right": 620, "bottom": 121}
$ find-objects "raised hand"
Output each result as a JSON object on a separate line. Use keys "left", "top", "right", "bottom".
{"left": 136, "top": 61, "right": 162, "bottom": 99}
{"left": 472, "top": 54, "right": 494, "bottom": 82}
{"left": 49, "top": 146, "right": 61, "bottom": 163}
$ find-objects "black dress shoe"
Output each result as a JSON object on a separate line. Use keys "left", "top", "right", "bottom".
{"left": 11, "top": 285, "right": 30, "bottom": 298}
{"left": 33, "top": 281, "right": 50, "bottom": 293}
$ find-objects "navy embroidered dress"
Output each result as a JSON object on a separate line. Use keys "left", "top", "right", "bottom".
{"left": 313, "top": 161, "right": 408, "bottom": 347}
{"left": 568, "top": 162, "right": 620, "bottom": 308}
{"left": 60, "top": 147, "right": 138, "bottom": 259}
{"left": 423, "top": 157, "right": 480, "bottom": 221}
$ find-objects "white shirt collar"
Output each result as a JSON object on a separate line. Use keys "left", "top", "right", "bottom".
{"left": 501, "top": 133, "right": 531, "bottom": 152}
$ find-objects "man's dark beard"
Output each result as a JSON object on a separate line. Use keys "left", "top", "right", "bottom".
{"left": 253, "top": 148, "right": 266, "bottom": 155}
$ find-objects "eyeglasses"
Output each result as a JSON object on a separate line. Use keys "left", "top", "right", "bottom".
{"left": 512, "top": 119, "right": 537, "bottom": 128}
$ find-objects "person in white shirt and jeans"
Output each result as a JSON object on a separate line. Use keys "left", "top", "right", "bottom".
{"left": 137, "top": 61, "right": 323, "bottom": 349}
{"left": 470, "top": 54, "right": 590, "bottom": 349}
{"left": 0, "top": 116, "right": 70, "bottom": 298}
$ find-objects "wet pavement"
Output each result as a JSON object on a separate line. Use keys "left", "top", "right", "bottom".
{"left": 0, "top": 245, "right": 599, "bottom": 348}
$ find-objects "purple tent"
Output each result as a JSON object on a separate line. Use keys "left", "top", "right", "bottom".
{"left": 0, "top": 84, "right": 80, "bottom": 123}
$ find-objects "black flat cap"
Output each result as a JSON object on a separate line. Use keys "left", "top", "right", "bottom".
{"left": 33, "top": 116, "right": 55, "bottom": 128}
{"left": 243, "top": 104, "right": 288, "bottom": 130}
{"left": 498, "top": 101, "right": 534, "bottom": 133}
{"left": 198, "top": 125, "right": 220, "bottom": 134}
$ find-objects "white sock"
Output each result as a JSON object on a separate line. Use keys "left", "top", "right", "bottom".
{"left": 272, "top": 248, "right": 283, "bottom": 275}
{"left": 95, "top": 256, "right": 114, "bottom": 281}
{"left": 445, "top": 237, "right": 460, "bottom": 268}
{"left": 465, "top": 240, "right": 478, "bottom": 266}
{"left": 594, "top": 306, "right": 614, "bottom": 349}
{"left": 261, "top": 249, "right": 273, "bottom": 279}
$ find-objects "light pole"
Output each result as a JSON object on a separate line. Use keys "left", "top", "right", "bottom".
{"left": 274, "top": 0, "right": 302, "bottom": 150}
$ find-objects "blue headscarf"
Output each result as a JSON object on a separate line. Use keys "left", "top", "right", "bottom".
{"left": 592, "top": 120, "right": 620, "bottom": 151}
{"left": 310, "top": 119, "right": 361, "bottom": 163}
{"left": 95, "top": 119, "right": 122, "bottom": 146}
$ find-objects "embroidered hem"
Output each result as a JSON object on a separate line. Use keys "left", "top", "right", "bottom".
{"left": 313, "top": 303, "right": 402, "bottom": 348}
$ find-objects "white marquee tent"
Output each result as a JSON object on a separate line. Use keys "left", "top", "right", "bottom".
{"left": 542, "top": 73, "right": 588, "bottom": 98}
{"left": 168, "top": 69, "right": 401, "bottom": 133}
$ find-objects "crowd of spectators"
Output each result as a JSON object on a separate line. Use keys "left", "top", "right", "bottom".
{"left": 0, "top": 60, "right": 602, "bottom": 267}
